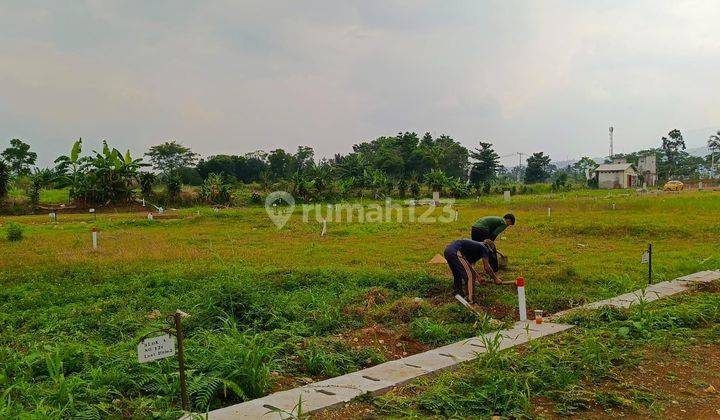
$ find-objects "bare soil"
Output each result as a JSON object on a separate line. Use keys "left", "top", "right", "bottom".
{"left": 534, "top": 342, "right": 720, "bottom": 419}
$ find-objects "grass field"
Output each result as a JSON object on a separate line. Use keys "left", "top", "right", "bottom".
{"left": 1, "top": 189, "right": 719, "bottom": 418}
{"left": 329, "top": 283, "right": 720, "bottom": 418}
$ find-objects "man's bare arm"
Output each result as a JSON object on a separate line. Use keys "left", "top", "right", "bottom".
{"left": 482, "top": 257, "right": 501, "bottom": 284}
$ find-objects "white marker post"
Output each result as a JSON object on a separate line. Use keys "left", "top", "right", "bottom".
{"left": 321, "top": 217, "right": 327, "bottom": 236}
{"left": 92, "top": 227, "right": 98, "bottom": 250}
{"left": 612, "top": 203, "right": 616, "bottom": 210}
{"left": 547, "top": 207, "right": 551, "bottom": 218}
{"left": 516, "top": 277, "right": 527, "bottom": 321}
{"left": 147, "top": 212, "right": 154, "bottom": 221}
{"left": 89, "top": 208, "right": 96, "bottom": 221}
{"left": 454, "top": 210, "right": 459, "bottom": 222}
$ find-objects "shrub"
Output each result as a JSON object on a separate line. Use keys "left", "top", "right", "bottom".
{"left": 166, "top": 175, "right": 182, "bottom": 198}
{"left": 6, "top": 222, "right": 23, "bottom": 241}
{"left": 199, "top": 173, "right": 232, "bottom": 205}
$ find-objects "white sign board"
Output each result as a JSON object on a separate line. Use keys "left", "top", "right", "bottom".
{"left": 137, "top": 334, "right": 175, "bottom": 363}
{"left": 641, "top": 251, "right": 649, "bottom": 264}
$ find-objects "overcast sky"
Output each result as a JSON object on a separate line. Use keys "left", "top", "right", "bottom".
{"left": 1, "top": 1, "right": 718, "bottom": 166}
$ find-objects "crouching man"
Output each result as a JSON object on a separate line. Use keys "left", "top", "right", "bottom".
{"left": 443, "top": 239, "right": 502, "bottom": 303}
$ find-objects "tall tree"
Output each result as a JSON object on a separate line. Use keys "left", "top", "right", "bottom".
{"left": 708, "top": 131, "right": 720, "bottom": 176}
{"left": 469, "top": 142, "right": 501, "bottom": 184}
{"left": 660, "top": 129, "right": 686, "bottom": 179}
{"left": 572, "top": 156, "right": 598, "bottom": 182}
{"left": 1, "top": 139, "right": 37, "bottom": 176}
{"left": 145, "top": 141, "right": 198, "bottom": 176}
{"left": 524, "top": 152, "right": 552, "bottom": 184}
{"left": 0, "top": 159, "right": 9, "bottom": 199}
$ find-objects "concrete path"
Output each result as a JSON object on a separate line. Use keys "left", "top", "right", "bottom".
{"left": 203, "top": 270, "right": 719, "bottom": 419}
{"left": 206, "top": 321, "right": 574, "bottom": 419}
{"left": 551, "top": 270, "right": 720, "bottom": 319}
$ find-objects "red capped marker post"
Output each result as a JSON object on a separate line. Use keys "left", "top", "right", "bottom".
{"left": 516, "top": 277, "right": 527, "bottom": 322}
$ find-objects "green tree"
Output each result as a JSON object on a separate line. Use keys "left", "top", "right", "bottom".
{"left": 524, "top": 152, "right": 552, "bottom": 184}
{"left": 469, "top": 142, "right": 501, "bottom": 185}
{"left": 138, "top": 172, "right": 157, "bottom": 196}
{"left": 55, "top": 139, "right": 145, "bottom": 204}
{"left": 572, "top": 156, "right": 598, "bottom": 183}
{"left": 1, "top": 139, "right": 37, "bottom": 176}
{"left": 660, "top": 129, "right": 686, "bottom": 179}
{"left": 267, "top": 149, "right": 294, "bottom": 180}
{"left": 424, "top": 169, "right": 449, "bottom": 193}
{"left": 708, "top": 131, "right": 720, "bottom": 176}
{"left": 0, "top": 159, "right": 9, "bottom": 199}
{"left": 145, "top": 141, "right": 198, "bottom": 176}
{"left": 54, "top": 139, "right": 85, "bottom": 201}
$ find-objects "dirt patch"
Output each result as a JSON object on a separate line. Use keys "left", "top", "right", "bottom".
{"left": 338, "top": 324, "right": 430, "bottom": 360}
{"left": 692, "top": 281, "right": 720, "bottom": 293}
{"left": 312, "top": 401, "right": 376, "bottom": 420}
{"left": 534, "top": 342, "right": 720, "bottom": 418}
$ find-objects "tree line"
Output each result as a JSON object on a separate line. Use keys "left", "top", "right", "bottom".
{"left": 0, "top": 129, "right": 719, "bottom": 207}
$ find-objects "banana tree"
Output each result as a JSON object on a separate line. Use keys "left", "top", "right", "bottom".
{"left": 54, "top": 138, "right": 88, "bottom": 202}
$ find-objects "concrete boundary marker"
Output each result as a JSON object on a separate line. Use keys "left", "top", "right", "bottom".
{"left": 201, "top": 270, "right": 719, "bottom": 419}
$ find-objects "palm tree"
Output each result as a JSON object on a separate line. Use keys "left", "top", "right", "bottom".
{"left": 709, "top": 131, "right": 720, "bottom": 177}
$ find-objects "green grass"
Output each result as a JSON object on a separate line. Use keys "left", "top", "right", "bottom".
{"left": 0, "top": 189, "right": 719, "bottom": 417}
{"left": 371, "top": 286, "right": 720, "bottom": 418}
{"left": 7, "top": 187, "right": 69, "bottom": 204}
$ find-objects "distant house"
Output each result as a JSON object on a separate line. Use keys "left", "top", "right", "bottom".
{"left": 595, "top": 161, "right": 639, "bottom": 189}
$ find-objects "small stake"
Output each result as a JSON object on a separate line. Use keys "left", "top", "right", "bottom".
{"left": 320, "top": 218, "right": 327, "bottom": 236}
{"left": 147, "top": 212, "right": 153, "bottom": 221}
{"left": 648, "top": 243, "right": 652, "bottom": 285}
{"left": 92, "top": 228, "right": 98, "bottom": 250}
{"left": 612, "top": 203, "right": 616, "bottom": 210}
{"left": 454, "top": 210, "right": 459, "bottom": 222}
{"left": 516, "top": 277, "right": 527, "bottom": 321}
{"left": 89, "top": 208, "right": 96, "bottom": 221}
{"left": 547, "top": 207, "right": 551, "bottom": 218}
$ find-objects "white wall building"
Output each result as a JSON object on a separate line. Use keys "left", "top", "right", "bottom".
{"left": 595, "top": 162, "right": 639, "bottom": 189}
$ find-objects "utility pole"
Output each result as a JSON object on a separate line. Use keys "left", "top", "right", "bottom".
{"left": 609, "top": 126, "right": 614, "bottom": 159}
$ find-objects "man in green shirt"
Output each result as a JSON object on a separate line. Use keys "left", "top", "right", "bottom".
{"left": 471, "top": 214, "right": 515, "bottom": 242}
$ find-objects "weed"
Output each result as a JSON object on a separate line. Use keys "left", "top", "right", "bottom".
{"left": 5, "top": 222, "right": 23, "bottom": 241}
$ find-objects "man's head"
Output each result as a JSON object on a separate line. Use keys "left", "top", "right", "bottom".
{"left": 504, "top": 213, "right": 516, "bottom": 226}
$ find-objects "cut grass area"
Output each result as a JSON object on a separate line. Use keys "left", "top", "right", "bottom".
{"left": 328, "top": 284, "right": 720, "bottom": 418}
{"left": 7, "top": 187, "right": 70, "bottom": 204}
{"left": 0, "top": 189, "right": 719, "bottom": 417}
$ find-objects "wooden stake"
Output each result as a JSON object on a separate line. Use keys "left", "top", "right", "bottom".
{"left": 174, "top": 312, "right": 189, "bottom": 412}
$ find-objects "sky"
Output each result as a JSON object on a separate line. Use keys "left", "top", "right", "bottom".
{"left": 1, "top": 0, "right": 718, "bottom": 167}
